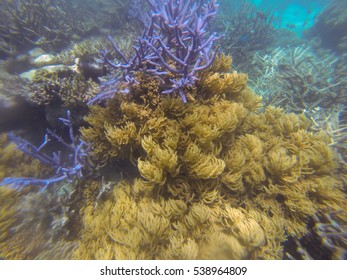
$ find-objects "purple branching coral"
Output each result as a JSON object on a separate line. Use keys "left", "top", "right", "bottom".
{"left": 90, "top": 0, "right": 222, "bottom": 104}
{"left": 0, "top": 111, "right": 91, "bottom": 190}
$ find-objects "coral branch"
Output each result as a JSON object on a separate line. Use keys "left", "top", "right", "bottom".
{"left": 91, "top": 0, "right": 221, "bottom": 104}
{"left": 0, "top": 110, "right": 91, "bottom": 190}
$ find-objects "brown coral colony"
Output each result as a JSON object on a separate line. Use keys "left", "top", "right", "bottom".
{"left": 78, "top": 54, "right": 346, "bottom": 259}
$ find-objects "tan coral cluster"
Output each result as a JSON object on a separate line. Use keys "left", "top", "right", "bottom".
{"left": 28, "top": 69, "right": 98, "bottom": 108}
{"left": 78, "top": 55, "right": 347, "bottom": 259}
{"left": 75, "top": 181, "right": 268, "bottom": 260}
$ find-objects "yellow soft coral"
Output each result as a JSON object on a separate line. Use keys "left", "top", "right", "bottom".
{"left": 184, "top": 143, "right": 225, "bottom": 179}
{"left": 0, "top": 187, "right": 20, "bottom": 256}
{"left": 77, "top": 54, "right": 347, "bottom": 260}
{"left": 75, "top": 180, "right": 267, "bottom": 260}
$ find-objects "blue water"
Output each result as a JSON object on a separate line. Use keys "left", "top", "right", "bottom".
{"left": 221, "top": 0, "right": 330, "bottom": 36}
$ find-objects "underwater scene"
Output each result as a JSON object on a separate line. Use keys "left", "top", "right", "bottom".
{"left": 0, "top": 0, "right": 346, "bottom": 260}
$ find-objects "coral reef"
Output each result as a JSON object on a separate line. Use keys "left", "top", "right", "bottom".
{"left": 0, "top": 187, "right": 77, "bottom": 259}
{"left": 91, "top": 0, "right": 221, "bottom": 104}
{"left": 79, "top": 55, "right": 347, "bottom": 259}
{"left": 245, "top": 45, "right": 347, "bottom": 165}
{"left": 28, "top": 68, "right": 98, "bottom": 108}
{"left": 57, "top": 39, "right": 111, "bottom": 67}
{"left": 247, "top": 45, "right": 345, "bottom": 114}
{"left": 0, "top": 133, "right": 86, "bottom": 259}
{"left": 305, "top": 0, "right": 347, "bottom": 54}
{"left": 18, "top": 60, "right": 99, "bottom": 128}
{"left": 1, "top": 0, "right": 346, "bottom": 261}
{"left": 0, "top": 0, "right": 90, "bottom": 57}
{"left": 56, "top": 33, "right": 137, "bottom": 81}
{"left": 0, "top": 0, "right": 132, "bottom": 58}
{"left": 0, "top": 111, "right": 91, "bottom": 189}
{"left": 215, "top": 1, "right": 275, "bottom": 66}
{"left": 74, "top": 180, "right": 269, "bottom": 260}
{"left": 0, "top": 133, "right": 49, "bottom": 180}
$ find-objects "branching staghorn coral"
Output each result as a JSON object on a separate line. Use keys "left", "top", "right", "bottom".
{"left": 0, "top": 111, "right": 91, "bottom": 189}
{"left": 0, "top": 0, "right": 132, "bottom": 58}
{"left": 216, "top": 1, "right": 275, "bottom": 66}
{"left": 91, "top": 0, "right": 221, "bottom": 104}
{"left": 0, "top": 0, "right": 95, "bottom": 57}
{"left": 307, "top": 105, "right": 347, "bottom": 167}
{"left": 248, "top": 45, "right": 344, "bottom": 114}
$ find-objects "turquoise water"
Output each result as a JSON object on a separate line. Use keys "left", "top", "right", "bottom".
{"left": 221, "top": 0, "right": 330, "bottom": 36}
